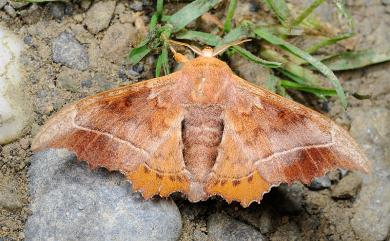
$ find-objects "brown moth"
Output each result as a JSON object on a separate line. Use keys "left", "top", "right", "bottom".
{"left": 32, "top": 43, "right": 369, "bottom": 207}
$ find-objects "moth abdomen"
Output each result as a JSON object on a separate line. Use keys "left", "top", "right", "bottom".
{"left": 182, "top": 105, "right": 224, "bottom": 182}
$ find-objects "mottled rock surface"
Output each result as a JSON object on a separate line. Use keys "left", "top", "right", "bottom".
{"left": 208, "top": 213, "right": 266, "bottom": 241}
{"left": 100, "top": 23, "right": 138, "bottom": 63}
{"left": 52, "top": 32, "right": 89, "bottom": 70}
{"left": 84, "top": 0, "right": 116, "bottom": 34}
{"left": 349, "top": 107, "right": 390, "bottom": 241}
{"left": 0, "top": 26, "right": 32, "bottom": 144}
{"left": 26, "top": 149, "right": 182, "bottom": 241}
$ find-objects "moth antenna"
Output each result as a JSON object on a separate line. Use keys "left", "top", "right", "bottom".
{"left": 169, "top": 45, "right": 189, "bottom": 63}
{"left": 167, "top": 39, "right": 203, "bottom": 56}
{"left": 212, "top": 39, "right": 252, "bottom": 56}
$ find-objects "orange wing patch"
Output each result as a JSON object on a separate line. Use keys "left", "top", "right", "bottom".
{"left": 206, "top": 171, "right": 271, "bottom": 207}
{"left": 128, "top": 164, "right": 190, "bottom": 198}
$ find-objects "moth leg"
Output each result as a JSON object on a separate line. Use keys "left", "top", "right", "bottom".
{"left": 168, "top": 45, "right": 190, "bottom": 63}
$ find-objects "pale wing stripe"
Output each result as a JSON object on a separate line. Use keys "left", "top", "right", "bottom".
{"left": 73, "top": 119, "right": 151, "bottom": 158}
{"left": 255, "top": 141, "right": 334, "bottom": 165}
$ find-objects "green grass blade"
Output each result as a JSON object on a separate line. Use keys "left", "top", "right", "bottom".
{"left": 290, "top": 0, "right": 325, "bottom": 27}
{"left": 233, "top": 46, "right": 281, "bottom": 68}
{"left": 176, "top": 31, "right": 222, "bottom": 46}
{"left": 280, "top": 80, "right": 337, "bottom": 96}
{"left": 149, "top": 0, "right": 164, "bottom": 28}
{"left": 128, "top": 43, "right": 151, "bottom": 65}
{"left": 261, "top": 25, "right": 304, "bottom": 36}
{"left": 168, "top": 0, "right": 221, "bottom": 32}
{"left": 263, "top": 0, "right": 290, "bottom": 25}
{"left": 322, "top": 48, "right": 390, "bottom": 71}
{"left": 278, "top": 69, "right": 309, "bottom": 85}
{"left": 305, "top": 33, "right": 352, "bottom": 54}
{"left": 218, "top": 25, "right": 251, "bottom": 46}
{"left": 334, "top": 0, "right": 355, "bottom": 32}
{"left": 260, "top": 48, "right": 322, "bottom": 85}
{"left": 224, "top": 0, "right": 237, "bottom": 33}
{"left": 254, "top": 28, "right": 347, "bottom": 108}
{"left": 266, "top": 74, "right": 279, "bottom": 92}
{"left": 155, "top": 45, "right": 170, "bottom": 77}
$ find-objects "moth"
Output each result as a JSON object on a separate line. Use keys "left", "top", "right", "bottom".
{"left": 32, "top": 41, "right": 369, "bottom": 207}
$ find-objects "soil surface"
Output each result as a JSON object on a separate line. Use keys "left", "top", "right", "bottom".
{"left": 0, "top": 0, "right": 389, "bottom": 241}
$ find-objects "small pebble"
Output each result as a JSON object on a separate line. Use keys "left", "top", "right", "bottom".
{"left": 52, "top": 32, "right": 89, "bottom": 70}
{"left": 331, "top": 173, "right": 362, "bottom": 199}
{"left": 309, "top": 176, "right": 332, "bottom": 190}
{"left": 19, "top": 138, "right": 30, "bottom": 150}
{"left": 81, "top": 78, "right": 92, "bottom": 88}
{"left": 118, "top": 67, "right": 128, "bottom": 81}
{"left": 84, "top": 0, "right": 116, "bottom": 34}
{"left": 9, "top": 1, "right": 28, "bottom": 9}
{"left": 129, "top": 1, "right": 143, "bottom": 11}
{"left": 193, "top": 230, "right": 208, "bottom": 241}
{"left": 48, "top": 2, "right": 65, "bottom": 19}
{"left": 4, "top": 5, "right": 16, "bottom": 17}
{"left": 63, "top": 3, "right": 72, "bottom": 15}
{"left": 80, "top": 0, "right": 91, "bottom": 10}
{"left": 382, "top": 0, "right": 390, "bottom": 5}
{"left": 249, "top": 1, "right": 260, "bottom": 12}
{"left": 0, "top": 0, "right": 7, "bottom": 9}
{"left": 23, "top": 35, "right": 33, "bottom": 45}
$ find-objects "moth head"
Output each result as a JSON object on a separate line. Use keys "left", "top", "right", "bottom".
{"left": 168, "top": 39, "right": 251, "bottom": 62}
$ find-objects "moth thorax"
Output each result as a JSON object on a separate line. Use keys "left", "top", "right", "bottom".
{"left": 201, "top": 47, "right": 214, "bottom": 57}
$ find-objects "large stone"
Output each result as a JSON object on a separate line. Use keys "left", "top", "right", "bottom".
{"left": 348, "top": 107, "right": 390, "bottom": 241}
{"left": 208, "top": 213, "right": 266, "bottom": 241}
{"left": 84, "top": 0, "right": 116, "bottom": 34}
{"left": 100, "top": 23, "right": 138, "bottom": 64}
{"left": 0, "top": 26, "right": 32, "bottom": 144}
{"left": 52, "top": 32, "right": 89, "bottom": 71}
{"left": 26, "top": 149, "right": 182, "bottom": 241}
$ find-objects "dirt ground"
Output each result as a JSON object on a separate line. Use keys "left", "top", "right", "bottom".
{"left": 0, "top": 0, "right": 389, "bottom": 240}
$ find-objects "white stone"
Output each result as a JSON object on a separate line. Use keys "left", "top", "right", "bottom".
{"left": 0, "top": 26, "right": 31, "bottom": 144}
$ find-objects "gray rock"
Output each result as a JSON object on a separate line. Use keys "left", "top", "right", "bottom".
{"left": 275, "top": 183, "right": 304, "bottom": 214}
{"left": 270, "top": 222, "right": 302, "bottom": 241}
{"left": 382, "top": 0, "right": 390, "bottom": 5}
{"left": 48, "top": 2, "right": 66, "bottom": 19}
{"left": 3, "top": 5, "right": 16, "bottom": 17}
{"left": 52, "top": 32, "right": 89, "bottom": 70}
{"left": 193, "top": 230, "right": 208, "bottom": 241}
{"left": 331, "top": 172, "right": 362, "bottom": 199}
{"left": 26, "top": 149, "right": 182, "bottom": 241}
{"left": 100, "top": 23, "right": 137, "bottom": 63}
{"left": 208, "top": 213, "right": 266, "bottom": 241}
{"left": 309, "top": 176, "right": 332, "bottom": 190}
{"left": 84, "top": 0, "right": 116, "bottom": 34}
{"left": 80, "top": 0, "right": 91, "bottom": 10}
{"left": 23, "top": 35, "right": 33, "bottom": 46}
{"left": 129, "top": 1, "right": 143, "bottom": 11}
{"left": 9, "top": 0, "right": 28, "bottom": 9}
{"left": 93, "top": 72, "right": 115, "bottom": 91}
{"left": 0, "top": 0, "right": 7, "bottom": 9}
{"left": 56, "top": 66, "right": 90, "bottom": 92}
{"left": 348, "top": 107, "right": 390, "bottom": 241}
{"left": 258, "top": 209, "right": 274, "bottom": 234}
